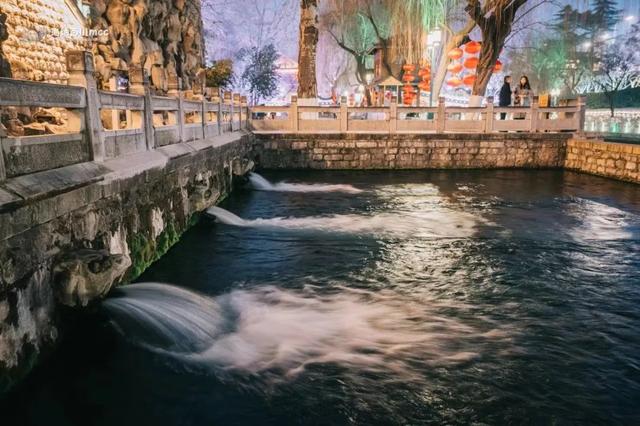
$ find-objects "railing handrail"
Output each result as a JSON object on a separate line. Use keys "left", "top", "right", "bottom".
{"left": 249, "top": 96, "right": 587, "bottom": 135}
{"left": 0, "top": 52, "right": 250, "bottom": 181}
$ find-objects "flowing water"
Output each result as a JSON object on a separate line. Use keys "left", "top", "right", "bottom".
{"left": 3, "top": 170, "right": 640, "bottom": 425}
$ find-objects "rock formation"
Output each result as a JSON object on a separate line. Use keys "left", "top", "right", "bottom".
{"left": 88, "top": 0, "right": 205, "bottom": 93}
{"left": 0, "top": 12, "right": 11, "bottom": 78}
{"left": 0, "top": 0, "right": 87, "bottom": 84}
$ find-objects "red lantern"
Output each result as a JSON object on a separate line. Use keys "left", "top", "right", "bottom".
{"left": 418, "top": 68, "right": 430, "bottom": 78}
{"left": 446, "top": 77, "right": 462, "bottom": 87}
{"left": 418, "top": 81, "right": 430, "bottom": 91}
{"left": 462, "top": 74, "right": 476, "bottom": 86}
{"left": 494, "top": 59, "right": 503, "bottom": 72}
{"left": 447, "top": 62, "right": 463, "bottom": 73}
{"left": 402, "top": 74, "right": 415, "bottom": 83}
{"left": 463, "top": 57, "right": 479, "bottom": 69}
{"left": 464, "top": 40, "right": 481, "bottom": 54}
{"left": 402, "top": 63, "right": 416, "bottom": 72}
{"left": 447, "top": 47, "right": 463, "bottom": 60}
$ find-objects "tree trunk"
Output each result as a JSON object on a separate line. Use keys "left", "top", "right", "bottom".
{"left": 297, "top": 0, "right": 318, "bottom": 99}
{"left": 473, "top": 39, "right": 500, "bottom": 97}
{"left": 466, "top": 0, "right": 525, "bottom": 97}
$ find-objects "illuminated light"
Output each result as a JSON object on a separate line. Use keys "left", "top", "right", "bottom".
{"left": 463, "top": 40, "right": 481, "bottom": 54}
{"left": 446, "top": 77, "right": 462, "bottom": 87}
{"left": 582, "top": 41, "right": 592, "bottom": 50}
{"left": 493, "top": 60, "right": 503, "bottom": 72}
{"left": 463, "top": 57, "right": 479, "bottom": 69}
{"left": 624, "top": 15, "right": 635, "bottom": 22}
{"left": 462, "top": 74, "right": 476, "bottom": 86}
{"left": 447, "top": 62, "right": 463, "bottom": 73}
{"left": 447, "top": 48, "right": 463, "bottom": 60}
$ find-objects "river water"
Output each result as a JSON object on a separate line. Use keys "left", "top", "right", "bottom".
{"left": 3, "top": 170, "right": 640, "bottom": 425}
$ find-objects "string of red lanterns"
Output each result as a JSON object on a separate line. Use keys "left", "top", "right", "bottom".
{"left": 445, "top": 40, "right": 503, "bottom": 88}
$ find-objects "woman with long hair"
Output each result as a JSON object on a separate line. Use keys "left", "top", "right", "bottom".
{"left": 514, "top": 75, "right": 532, "bottom": 107}
{"left": 513, "top": 75, "right": 532, "bottom": 120}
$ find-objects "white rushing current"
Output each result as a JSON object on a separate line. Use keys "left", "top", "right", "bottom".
{"left": 206, "top": 206, "right": 480, "bottom": 239}
{"left": 103, "top": 283, "right": 512, "bottom": 383}
{"left": 248, "top": 172, "right": 363, "bottom": 194}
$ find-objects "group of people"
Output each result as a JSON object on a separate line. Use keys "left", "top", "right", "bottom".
{"left": 498, "top": 75, "right": 532, "bottom": 119}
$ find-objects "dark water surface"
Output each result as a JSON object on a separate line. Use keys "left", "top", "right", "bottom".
{"left": 3, "top": 170, "right": 640, "bottom": 425}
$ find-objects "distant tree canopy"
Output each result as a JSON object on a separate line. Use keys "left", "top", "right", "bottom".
{"left": 205, "top": 59, "right": 234, "bottom": 88}
{"left": 240, "top": 44, "right": 280, "bottom": 104}
{"left": 513, "top": 0, "right": 632, "bottom": 101}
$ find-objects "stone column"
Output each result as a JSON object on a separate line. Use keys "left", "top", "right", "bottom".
{"left": 577, "top": 96, "right": 587, "bottom": 135}
{"left": 530, "top": 96, "right": 539, "bottom": 132}
{"left": 224, "top": 91, "right": 232, "bottom": 133}
{"left": 233, "top": 93, "right": 241, "bottom": 130}
{"left": 485, "top": 96, "right": 494, "bottom": 133}
{"left": 168, "top": 75, "right": 184, "bottom": 143}
{"left": 217, "top": 88, "right": 223, "bottom": 135}
{"left": 66, "top": 51, "right": 105, "bottom": 162}
{"left": 240, "top": 96, "right": 248, "bottom": 130}
{"left": 340, "top": 96, "right": 347, "bottom": 133}
{"left": 389, "top": 99, "right": 397, "bottom": 134}
{"left": 291, "top": 96, "right": 299, "bottom": 133}
{"left": 130, "top": 66, "right": 155, "bottom": 150}
{"left": 437, "top": 97, "right": 446, "bottom": 133}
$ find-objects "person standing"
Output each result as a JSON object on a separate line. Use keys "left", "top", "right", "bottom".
{"left": 498, "top": 75, "right": 512, "bottom": 120}
{"left": 514, "top": 75, "right": 532, "bottom": 119}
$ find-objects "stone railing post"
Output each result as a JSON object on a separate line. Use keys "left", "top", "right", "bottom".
{"left": 129, "top": 66, "right": 155, "bottom": 150}
{"left": 340, "top": 96, "right": 348, "bottom": 133}
{"left": 0, "top": 126, "right": 6, "bottom": 182}
{"left": 485, "top": 96, "right": 494, "bottom": 133}
{"left": 201, "top": 94, "right": 208, "bottom": 139}
{"left": 577, "top": 95, "right": 587, "bottom": 134}
{"left": 436, "top": 96, "right": 446, "bottom": 133}
{"left": 530, "top": 96, "right": 539, "bottom": 132}
{"left": 233, "top": 93, "right": 241, "bottom": 130}
{"left": 389, "top": 98, "right": 397, "bottom": 134}
{"left": 168, "top": 75, "right": 184, "bottom": 142}
{"left": 66, "top": 50, "right": 105, "bottom": 161}
{"left": 290, "top": 96, "right": 299, "bottom": 133}
{"left": 241, "top": 96, "right": 248, "bottom": 130}
{"left": 217, "top": 88, "right": 223, "bottom": 135}
{"left": 224, "top": 91, "right": 232, "bottom": 133}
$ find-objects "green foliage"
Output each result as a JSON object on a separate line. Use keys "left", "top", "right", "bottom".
{"left": 205, "top": 59, "right": 234, "bottom": 89}
{"left": 240, "top": 44, "right": 280, "bottom": 105}
{"left": 586, "top": 87, "right": 640, "bottom": 109}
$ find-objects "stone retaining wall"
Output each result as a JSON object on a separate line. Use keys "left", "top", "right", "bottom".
{"left": 0, "top": 131, "right": 252, "bottom": 393}
{"left": 253, "top": 133, "right": 570, "bottom": 170}
{"left": 565, "top": 138, "right": 640, "bottom": 184}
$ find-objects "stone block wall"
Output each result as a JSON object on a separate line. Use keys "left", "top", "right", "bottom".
{"left": 253, "top": 133, "right": 570, "bottom": 170}
{"left": 0, "top": 132, "right": 252, "bottom": 393}
{"left": 565, "top": 138, "right": 640, "bottom": 184}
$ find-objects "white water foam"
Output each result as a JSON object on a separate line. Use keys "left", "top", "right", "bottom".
{"left": 249, "top": 172, "right": 363, "bottom": 194}
{"left": 103, "top": 283, "right": 512, "bottom": 382}
{"left": 206, "top": 206, "right": 480, "bottom": 238}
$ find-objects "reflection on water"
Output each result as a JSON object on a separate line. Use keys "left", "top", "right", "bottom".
{"left": 3, "top": 170, "right": 640, "bottom": 426}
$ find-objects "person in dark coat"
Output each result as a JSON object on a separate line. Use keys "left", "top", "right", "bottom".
{"left": 498, "top": 75, "right": 512, "bottom": 120}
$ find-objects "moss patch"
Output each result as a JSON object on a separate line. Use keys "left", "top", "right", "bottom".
{"left": 125, "top": 213, "right": 202, "bottom": 282}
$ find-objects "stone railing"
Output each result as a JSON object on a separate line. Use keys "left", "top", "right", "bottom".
{"left": 0, "top": 51, "right": 248, "bottom": 180}
{"left": 249, "top": 96, "right": 586, "bottom": 135}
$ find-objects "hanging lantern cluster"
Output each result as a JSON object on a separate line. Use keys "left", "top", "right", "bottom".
{"left": 402, "top": 63, "right": 416, "bottom": 106}
{"left": 417, "top": 61, "right": 431, "bottom": 93}
{"left": 445, "top": 40, "right": 503, "bottom": 89}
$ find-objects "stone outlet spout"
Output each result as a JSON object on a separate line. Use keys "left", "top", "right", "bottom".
{"left": 53, "top": 249, "right": 131, "bottom": 307}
